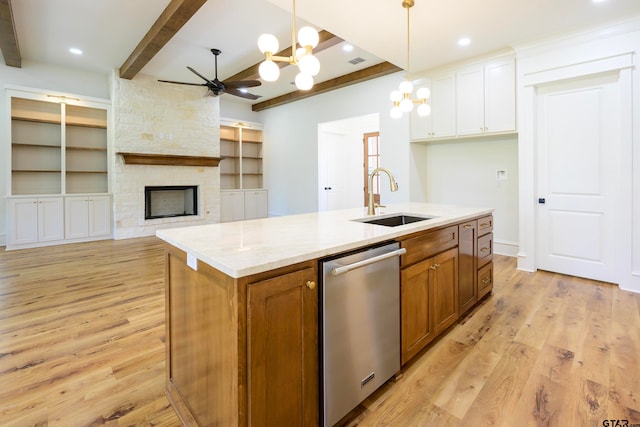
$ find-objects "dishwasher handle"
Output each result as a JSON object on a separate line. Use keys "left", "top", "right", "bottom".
{"left": 330, "top": 247, "right": 406, "bottom": 276}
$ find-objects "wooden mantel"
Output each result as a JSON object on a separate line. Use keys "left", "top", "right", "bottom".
{"left": 118, "top": 152, "right": 221, "bottom": 167}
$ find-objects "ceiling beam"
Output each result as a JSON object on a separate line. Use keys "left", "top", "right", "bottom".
{"left": 251, "top": 61, "right": 402, "bottom": 112}
{"left": 224, "top": 30, "right": 343, "bottom": 82}
{"left": 0, "top": 0, "right": 21, "bottom": 67}
{"left": 119, "top": 0, "right": 207, "bottom": 80}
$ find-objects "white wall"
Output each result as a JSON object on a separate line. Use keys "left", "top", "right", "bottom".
{"left": 1, "top": 60, "right": 109, "bottom": 246}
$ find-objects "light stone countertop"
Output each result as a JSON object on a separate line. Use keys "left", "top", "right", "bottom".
{"left": 155, "top": 203, "right": 493, "bottom": 278}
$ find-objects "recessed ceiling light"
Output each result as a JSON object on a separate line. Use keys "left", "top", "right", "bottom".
{"left": 457, "top": 37, "right": 471, "bottom": 47}
{"left": 592, "top": 0, "right": 607, "bottom": 3}
{"left": 343, "top": 44, "right": 354, "bottom": 52}
{"left": 69, "top": 47, "right": 83, "bottom": 55}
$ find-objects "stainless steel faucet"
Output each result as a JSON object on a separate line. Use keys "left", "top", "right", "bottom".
{"left": 367, "top": 167, "right": 399, "bottom": 215}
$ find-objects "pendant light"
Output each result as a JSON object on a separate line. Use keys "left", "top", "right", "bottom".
{"left": 390, "top": 0, "right": 431, "bottom": 119}
{"left": 257, "top": 0, "right": 320, "bottom": 91}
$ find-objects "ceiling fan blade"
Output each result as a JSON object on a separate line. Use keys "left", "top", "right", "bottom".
{"left": 158, "top": 79, "right": 207, "bottom": 87}
{"left": 224, "top": 80, "right": 261, "bottom": 89}
{"left": 225, "top": 88, "right": 262, "bottom": 100}
{"left": 187, "top": 66, "right": 214, "bottom": 84}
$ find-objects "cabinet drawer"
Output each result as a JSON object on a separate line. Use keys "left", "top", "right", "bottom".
{"left": 478, "top": 262, "right": 493, "bottom": 299}
{"left": 400, "top": 225, "right": 458, "bottom": 267}
{"left": 478, "top": 215, "right": 493, "bottom": 235}
{"left": 478, "top": 232, "right": 493, "bottom": 268}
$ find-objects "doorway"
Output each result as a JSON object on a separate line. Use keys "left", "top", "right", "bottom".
{"left": 318, "top": 114, "right": 379, "bottom": 211}
{"left": 535, "top": 72, "right": 622, "bottom": 283}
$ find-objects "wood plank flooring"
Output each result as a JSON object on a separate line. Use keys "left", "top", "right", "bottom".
{"left": 1, "top": 238, "right": 639, "bottom": 426}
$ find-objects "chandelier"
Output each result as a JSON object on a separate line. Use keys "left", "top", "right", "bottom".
{"left": 390, "top": 0, "right": 431, "bottom": 119}
{"left": 257, "top": 0, "right": 320, "bottom": 91}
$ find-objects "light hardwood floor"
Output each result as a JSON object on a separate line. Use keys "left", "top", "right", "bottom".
{"left": 1, "top": 238, "right": 639, "bottom": 426}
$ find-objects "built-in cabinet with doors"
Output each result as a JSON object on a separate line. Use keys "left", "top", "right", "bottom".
{"left": 219, "top": 119, "right": 268, "bottom": 222}
{"left": 411, "top": 53, "right": 516, "bottom": 142}
{"left": 5, "top": 89, "right": 112, "bottom": 249}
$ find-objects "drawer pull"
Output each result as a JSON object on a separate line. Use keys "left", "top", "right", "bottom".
{"left": 481, "top": 277, "right": 491, "bottom": 285}
{"left": 480, "top": 222, "right": 491, "bottom": 228}
{"left": 463, "top": 224, "right": 474, "bottom": 229}
{"left": 480, "top": 247, "right": 490, "bottom": 252}
{"left": 429, "top": 263, "right": 441, "bottom": 270}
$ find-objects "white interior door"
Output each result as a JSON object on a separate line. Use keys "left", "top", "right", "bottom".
{"left": 318, "top": 129, "right": 362, "bottom": 211}
{"left": 536, "top": 72, "right": 622, "bottom": 283}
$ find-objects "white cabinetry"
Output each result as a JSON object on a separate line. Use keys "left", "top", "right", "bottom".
{"left": 410, "top": 73, "right": 456, "bottom": 140}
{"left": 456, "top": 57, "right": 516, "bottom": 136}
{"left": 221, "top": 189, "right": 268, "bottom": 222}
{"left": 8, "top": 197, "right": 64, "bottom": 245}
{"left": 65, "top": 196, "right": 111, "bottom": 239}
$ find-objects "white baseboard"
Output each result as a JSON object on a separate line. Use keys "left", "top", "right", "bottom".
{"left": 494, "top": 240, "right": 518, "bottom": 257}
{"left": 0, "top": 233, "right": 6, "bottom": 247}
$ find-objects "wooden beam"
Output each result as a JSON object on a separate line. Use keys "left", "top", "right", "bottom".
{"left": 119, "top": 0, "right": 207, "bottom": 80}
{"left": 0, "top": 0, "right": 21, "bottom": 67}
{"left": 224, "top": 30, "right": 343, "bottom": 83}
{"left": 251, "top": 61, "right": 402, "bottom": 112}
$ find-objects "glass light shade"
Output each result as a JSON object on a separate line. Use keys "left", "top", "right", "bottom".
{"left": 417, "top": 103, "right": 432, "bottom": 117}
{"left": 298, "top": 54, "right": 320, "bottom": 76}
{"left": 399, "top": 80, "right": 413, "bottom": 94}
{"left": 259, "top": 60, "right": 280, "bottom": 81}
{"left": 390, "top": 90, "right": 403, "bottom": 102}
{"left": 400, "top": 98, "right": 413, "bottom": 112}
{"left": 416, "top": 87, "right": 431, "bottom": 100}
{"left": 296, "top": 47, "right": 306, "bottom": 59}
{"left": 298, "top": 26, "right": 319, "bottom": 48}
{"left": 295, "top": 72, "right": 314, "bottom": 90}
{"left": 258, "top": 34, "right": 279, "bottom": 53}
{"left": 390, "top": 106, "right": 403, "bottom": 119}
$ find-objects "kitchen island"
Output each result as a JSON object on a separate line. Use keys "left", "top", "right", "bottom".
{"left": 156, "top": 203, "right": 494, "bottom": 427}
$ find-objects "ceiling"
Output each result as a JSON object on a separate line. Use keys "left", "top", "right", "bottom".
{"left": 3, "top": 0, "right": 640, "bottom": 110}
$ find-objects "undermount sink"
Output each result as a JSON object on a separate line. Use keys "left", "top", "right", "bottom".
{"left": 352, "top": 213, "right": 436, "bottom": 227}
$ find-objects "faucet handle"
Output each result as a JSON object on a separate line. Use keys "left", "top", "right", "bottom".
{"left": 375, "top": 203, "right": 386, "bottom": 208}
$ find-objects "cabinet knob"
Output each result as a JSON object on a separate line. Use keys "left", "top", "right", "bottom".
{"left": 306, "top": 280, "right": 316, "bottom": 290}
{"left": 429, "top": 263, "right": 441, "bottom": 270}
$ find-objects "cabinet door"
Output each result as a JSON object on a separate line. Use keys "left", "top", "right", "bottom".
{"left": 431, "top": 247, "right": 459, "bottom": 335}
{"left": 456, "top": 65, "right": 485, "bottom": 136}
{"left": 410, "top": 80, "right": 433, "bottom": 141}
{"left": 65, "top": 197, "right": 89, "bottom": 239}
{"left": 458, "top": 221, "right": 478, "bottom": 315}
{"left": 220, "top": 191, "right": 245, "bottom": 222}
{"left": 431, "top": 73, "right": 456, "bottom": 138}
{"left": 37, "top": 197, "right": 64, "bottom": 242}
{"left": 244, "top": 190, "right": 268, "bottom": 220}
{"left": 88, "top": 196, "right": 111, "bottom": 236}
{"left": 484, "top": 58, "right": 516, "bottom": 133}
{"left": 8, "top": 198, "right": 39, "bottom": 245}
{"left": 247, "top": 267, "right": 318, "bottom": 426}
{"left": 401, "top": 259, "right": 433, "bottom": 365}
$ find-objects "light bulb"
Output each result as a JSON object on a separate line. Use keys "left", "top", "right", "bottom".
{"left": 259, "top": 60, "right": 280, "bottom": 82}
{"left": 298, "top": 26, "right": 319, "bottom": 48}
{"left": 417, "top": 103, "right": 431, "bottom": 117}
{"left": 390, "top": 90, "right": 402, "bottom": 102}
{"left": 390, "top": 106, "right": 403, "bottom": 119}
{"left": 298, "top": 54, "right": 320, "bottom": 76}
{"left": 258, "top": 34, "right": 279, "bottom": 54}
{"left": 295, "top": 72, "right": 314, "bottom": 90}
{"left": 400, "top": 98, "right": 413, "bottom": 112}
{"left": 399, "top": 80, "right": 413, "bottom": 94}
{"left": 296, "top": 47, "right": 306, "bottom": 59}
{"left": 416, "top": 87, "right": 431, "bottom": 100}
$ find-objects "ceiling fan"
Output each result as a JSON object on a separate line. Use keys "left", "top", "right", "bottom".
{"left": 158, "top": 48, "right": 262, "bottom": 100}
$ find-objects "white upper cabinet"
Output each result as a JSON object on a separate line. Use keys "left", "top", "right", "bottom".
{"left": 410, "top": 73, "right": 456, "bottom": 141}
{"left": 456, "top": 57, "right": 516, "bottom": 136}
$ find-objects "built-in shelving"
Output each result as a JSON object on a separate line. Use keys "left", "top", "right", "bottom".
{"left": 220, "top": 122, "right": 263, "bottom": 190}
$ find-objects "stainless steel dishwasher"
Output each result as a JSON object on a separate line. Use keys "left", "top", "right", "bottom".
{"left": 320, "top": 241, "right": 405, "bottom": 426}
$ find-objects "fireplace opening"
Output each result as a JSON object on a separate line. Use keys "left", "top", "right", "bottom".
{"left": 145, "top": 186, "right": 198, "bottom": 220}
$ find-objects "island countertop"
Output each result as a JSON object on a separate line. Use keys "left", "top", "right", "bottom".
{"left": 155, "top": 202, "right": 493, "bottom": 278}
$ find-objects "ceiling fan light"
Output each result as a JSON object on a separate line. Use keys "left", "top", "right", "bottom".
{"left": 417, "top": 103, "right": 432, "bottom": 117}
{"left": 400, "top": 97, "right": 414, "bottom": 112}
{"left": 258, "top": 34, "right": 279, "bottom": 54}
{"left": 399, "top": 80, "right": 413, "bottom": 94}
{"left": 416, "top": 87, "right": 431, "bottom": 100}
{"left": 390, "top": 106, "right": 403, "bottom": 119}
{"left": 259, "top": 60, "right": 280, "bottom": 82}
{"left": 298, "top": 26, "right": 319, "bottom": 48}
{"left": 295, "top": 72, "right": 314, "bottom": 90}
{"left": 390, "top": 90, "right": 403, "bottom": 102}
{"left": 298, "top": 54, "right": 320, "bottom": 76}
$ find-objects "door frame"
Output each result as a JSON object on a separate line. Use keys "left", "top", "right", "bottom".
{"left": 517, "top": 51, "right": 634, "bottom": 289}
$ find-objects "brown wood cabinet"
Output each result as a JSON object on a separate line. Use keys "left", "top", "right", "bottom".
{"left": 164, "top": 244, "right": 318, "bottom": 427}
{"left": 458, "top": 215, "right": 494, "bottom": 317}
